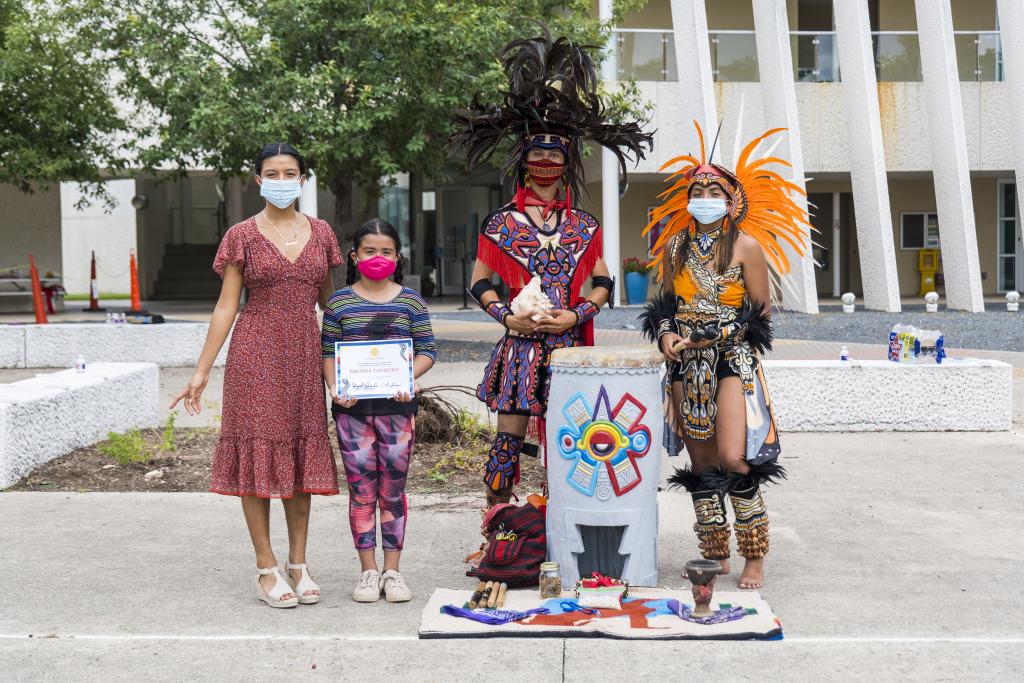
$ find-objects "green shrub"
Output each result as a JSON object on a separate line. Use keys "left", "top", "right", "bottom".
{"left": 98, "top": 429, "right": 149, "bottom": 465}
{"left": 160, "top": 412, "right": 177, "bottom": 452}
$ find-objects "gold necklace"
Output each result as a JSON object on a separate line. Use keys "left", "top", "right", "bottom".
{"left": 262, "top": 211, "right": 299, "bottom": 247}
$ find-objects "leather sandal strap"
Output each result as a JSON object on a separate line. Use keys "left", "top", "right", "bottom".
{"left": 287, "top": 562, "right": 307, "bottom": 570}
{"left": 291, "top": 565, "right": 320, "bottom": 594}
{"left": 258, "top": 567, "right": 293, "bottom": 601}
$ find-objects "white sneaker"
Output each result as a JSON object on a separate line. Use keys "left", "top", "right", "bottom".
{"left": 380, "top": 570, "right": 412, "bottom": 603}
{"left": 352, "top": 569, "right": 381, "bottom": 603}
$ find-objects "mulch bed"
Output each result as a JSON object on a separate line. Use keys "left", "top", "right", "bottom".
{"left": 5, "top": 394, "right": 547, "bottom": 496}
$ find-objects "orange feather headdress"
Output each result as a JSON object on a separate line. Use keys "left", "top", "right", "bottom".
{"left": 644, "top": 121, "right": 812, "bottom": 280}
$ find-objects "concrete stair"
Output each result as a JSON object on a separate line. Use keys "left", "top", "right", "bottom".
{"left": 151, "top": 244, "right": 221, "bottom": 300}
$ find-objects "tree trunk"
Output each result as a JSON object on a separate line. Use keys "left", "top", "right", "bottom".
{"left": 332, "top": 176, "right": 355, "bottom": 284}
{"left": 360, "top": 176, "right": 381, "bottom": 224}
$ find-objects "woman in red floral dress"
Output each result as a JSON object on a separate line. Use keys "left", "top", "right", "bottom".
{"left": 171, "top": 143, "right": 342, "bottom": 608}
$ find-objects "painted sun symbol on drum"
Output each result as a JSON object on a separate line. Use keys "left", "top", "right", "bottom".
{"left": 557, "top": 385, "right": 651, "bottom": 497}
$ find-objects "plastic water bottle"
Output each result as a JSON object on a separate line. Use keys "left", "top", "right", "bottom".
{"left": 839, "top": 345, "right": 850, "bottom": 361}
{"left": 75, "top": 354, "right": 86, "bottom": 373}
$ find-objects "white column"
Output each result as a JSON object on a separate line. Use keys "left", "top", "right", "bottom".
{"left": 915, "top": 1, "right": 985, "bottom": 312}
{"left": 752, "top": 0, "right": 819, "bottom": 313}
{"left": 60, "top": 179, "right": 137, "bottom": 296}
{"left": 600, "top": 0, "right": 621, "bottom": 306}
{"left": 996, "top": 0, "right": 1024, "bottom": 291}
{"left": 669, "top": 0, "right": 718, "bottom": 152}
{"left": 299, "top": 171, "right": 318, "bottom": 218}
{"left": 833, "top": 0, "right": 902, "bottom": 312}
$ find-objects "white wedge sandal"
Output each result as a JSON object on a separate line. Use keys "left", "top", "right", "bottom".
{"left": 286, "top": 562, "right": 321, "bottom": 605}
{"left": 255, "top": 566, "right": 299, "bottom": 608}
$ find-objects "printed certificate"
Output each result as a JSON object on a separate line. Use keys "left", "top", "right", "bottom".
{"left": 335, "top": 339, "right": 415, "bottom": 400}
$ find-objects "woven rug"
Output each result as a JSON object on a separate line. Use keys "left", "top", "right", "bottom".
{"left": 418, "top": 587, "right": 783, "bottom": 640}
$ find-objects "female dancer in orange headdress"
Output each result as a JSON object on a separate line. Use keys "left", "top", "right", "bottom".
{"left": 640, "top": 122, "right": 811, "bottom": 589}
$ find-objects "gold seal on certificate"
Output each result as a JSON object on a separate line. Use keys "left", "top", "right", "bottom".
{"left": 335, "top": 339, "right": 415, "bottom": 400}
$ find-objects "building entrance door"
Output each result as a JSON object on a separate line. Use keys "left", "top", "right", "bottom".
{"left": 998, "top": 181, "right": 1023, "bottom": 292}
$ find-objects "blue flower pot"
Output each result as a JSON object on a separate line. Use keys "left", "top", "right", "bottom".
{"left": 625, "top": 271, "right": 649, "bottom": 305}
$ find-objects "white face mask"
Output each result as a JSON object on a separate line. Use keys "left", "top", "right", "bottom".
{"left": 259, "top": 178, "right": 303, "bottom": 209}
{"left": 688, "top": 197, "right": 728, "bottom": 225}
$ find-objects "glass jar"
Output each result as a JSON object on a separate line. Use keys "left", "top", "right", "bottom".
{"left": 539, "top": 561, "right": 561, "bottom": 599}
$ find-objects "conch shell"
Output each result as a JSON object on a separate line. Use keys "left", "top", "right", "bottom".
{"left": 511, "top": 276, "right": 554, "bottom": 321}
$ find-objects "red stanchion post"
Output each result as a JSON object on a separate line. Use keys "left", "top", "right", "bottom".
{"left": 29, "top": 254, "right": 48, "bottom": 324}
{"left": 86, "top": 250, "right": 104, "bottom": 312}
{"left": 129, "top": 249, "right": 142, "bottom": 312}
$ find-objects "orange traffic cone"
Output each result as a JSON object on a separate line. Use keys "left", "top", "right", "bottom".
{"left": 129, "top": 249, "right": 142, "bottom": 313}
{"left": 29, "top": 255, "right": 48, "bottom": 324}
{"left": 86, "top": 250, "right": 104, "bottom": 312}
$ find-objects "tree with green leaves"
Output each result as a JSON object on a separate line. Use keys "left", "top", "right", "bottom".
{"left": 99, "top": 0, "right": 645, "bottom": 252}
{"left": 0, "top": 0, "right": 123, "bottom": 205}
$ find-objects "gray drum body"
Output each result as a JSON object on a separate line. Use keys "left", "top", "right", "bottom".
{"left": 544, "top": 346, "right": 664, "bottom": 588}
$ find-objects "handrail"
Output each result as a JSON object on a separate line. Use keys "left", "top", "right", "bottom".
{"left": 612, "top": 27, "right": 671, "bottom": 34}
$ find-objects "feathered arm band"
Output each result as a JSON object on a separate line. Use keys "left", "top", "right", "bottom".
{"left": 638, "top": 292, "right": 677, "bottom": 345}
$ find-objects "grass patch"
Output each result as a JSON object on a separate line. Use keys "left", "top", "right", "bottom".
{"left": 64, "top": 292, "right": 131, "bottom": 301}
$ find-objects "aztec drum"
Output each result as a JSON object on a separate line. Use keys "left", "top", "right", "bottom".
{"left": 545, "top": 346, "right": 664, "bottom": 589}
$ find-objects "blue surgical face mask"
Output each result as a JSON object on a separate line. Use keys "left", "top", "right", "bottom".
{"left": 688, "top": 197, "right": 728, "bottom": 225}
{"left": 259, "top": 178, "right": 303, "bottom": 209}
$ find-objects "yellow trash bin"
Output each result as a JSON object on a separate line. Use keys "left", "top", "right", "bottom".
{"left": 918, "top": 249, "right": 939, "bottom": 296}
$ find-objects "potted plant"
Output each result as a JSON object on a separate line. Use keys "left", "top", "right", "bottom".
{"left": 622, "top": 257, "right": 653, "bottom": 305}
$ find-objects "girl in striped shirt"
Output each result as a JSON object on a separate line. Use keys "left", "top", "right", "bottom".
{"left": 322, "top": 218, "right": 436, "bottom": 603}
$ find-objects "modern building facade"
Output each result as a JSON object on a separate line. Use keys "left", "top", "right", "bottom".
{"left": 2, "top": 0, "right": 1022, "bottom": 312}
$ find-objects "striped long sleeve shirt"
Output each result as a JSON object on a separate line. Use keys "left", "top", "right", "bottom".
{"left": 321, "top": 286, "right": 436, "bottom": 416}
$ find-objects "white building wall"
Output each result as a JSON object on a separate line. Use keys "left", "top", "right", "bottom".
{"left": 59, "top": 179, "right": 138, "bottom": 297}
{"left": 637, "top": 81, "right": 1012, "bottom": 176}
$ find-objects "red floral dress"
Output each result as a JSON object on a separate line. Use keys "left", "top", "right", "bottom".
{"left": 210, "top": 215, "right": 342, "bottom": 498}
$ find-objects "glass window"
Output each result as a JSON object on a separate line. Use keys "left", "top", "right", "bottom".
{"left": 710, "top": 31, "right": 759, "bottom": 82}
{"left": 901, "top": 213, "right": 924, "bottom": 249}
{"left": 1002, "top": 182, "right": 1016, "bottom": 219}
{"left": 900, "top": 212, "right": 939, "bottom": 250}
{"left": 873, "top": 33, "right": 923, "bottom": 82}
{"left": 1001, "top": 220, "right": 1017, "bottom": 255}
{"left": 999, "top": 256, "right": 1015, "bottom": 292}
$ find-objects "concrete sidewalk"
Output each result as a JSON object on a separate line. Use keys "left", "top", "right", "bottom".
{"left": 2, "top": 427, "right": 1024, "bottom": 680}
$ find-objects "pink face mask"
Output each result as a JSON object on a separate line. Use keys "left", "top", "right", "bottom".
{"left": 356, "top": 254, "right": 397, "bottom": 281}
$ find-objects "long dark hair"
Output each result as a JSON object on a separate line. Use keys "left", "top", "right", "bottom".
{"left": 345, "top": 218, "right": 405, "bottom": 286}
{"left": 255, "top": 142, "right": 307, "bottom": 176}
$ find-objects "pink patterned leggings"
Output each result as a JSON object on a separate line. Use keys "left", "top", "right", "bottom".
{"left": 333, "top": 413, "right": 415, "bottom": 551}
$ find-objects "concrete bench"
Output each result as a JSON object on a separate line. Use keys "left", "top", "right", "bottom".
{"left": 0, "top": 323, "right": 228, "bottom": 368}
{"left": 764, "top": 359, "right": 1013, "bottom": 432}
{"left": 0, "top": 362, "right": 159, "bottom": 488}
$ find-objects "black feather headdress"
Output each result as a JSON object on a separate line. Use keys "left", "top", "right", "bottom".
{"left": 449, "top": 26, "right": 653, "bottom": 199}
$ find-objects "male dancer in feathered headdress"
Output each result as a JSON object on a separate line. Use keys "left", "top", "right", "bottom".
{"left": 450, "top": 28, "right": 652, "bottom": 507}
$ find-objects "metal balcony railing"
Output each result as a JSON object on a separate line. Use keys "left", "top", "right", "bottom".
{"left": 612, "top": 28, "right": 1002, "bottom": 84}
{"left": 953, "top": 31, "right": 1003, "bottom": 81}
